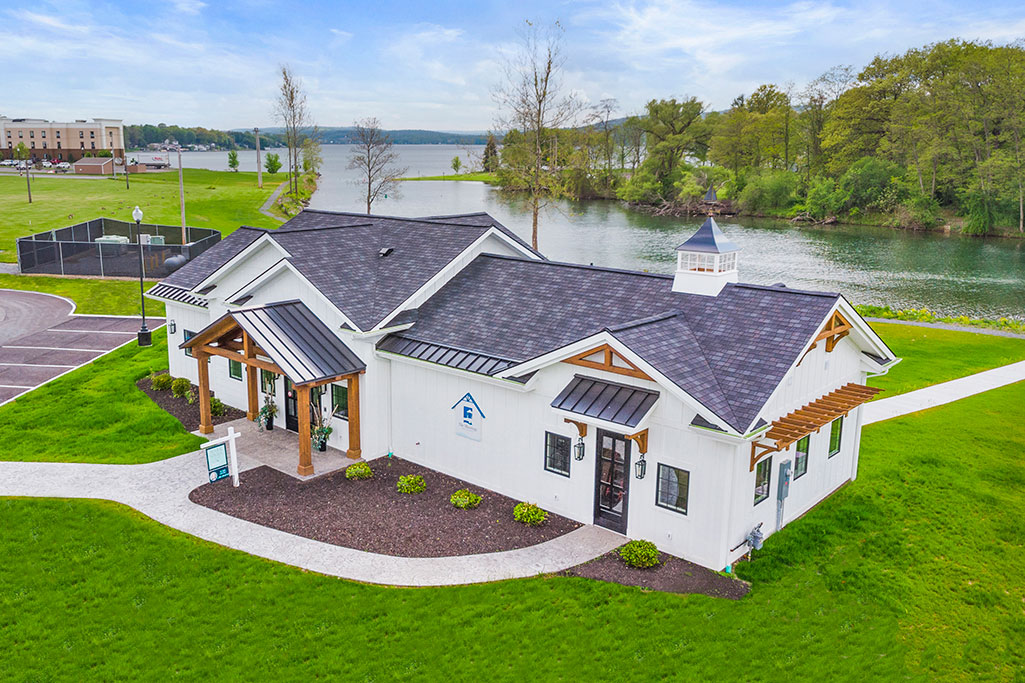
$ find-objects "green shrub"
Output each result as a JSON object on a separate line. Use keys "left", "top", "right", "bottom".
{"left": 171, "top": 377, "right": 191, "bottom": 398}
{"left": 838, "top": 156, "right": 904, "bottom": 211}
{"left": 513, "top": 502, "right": 548, "bottom": 526}
{"left": 209, "top": 397, "right": 225, "bottom": 417}
{"left": 618, "top": 540, "right": 660, "bottom": 568}
{"left": 805, "top": 176, "right": 847, "bottom": 219}
{"left": 450, "top": 488, "right": 482, "bottom": 509}
{"left": 151, "top": 374, "right": 173, "bottom": 391}
{"left": 738, "top": 171, "right": 798, "bottom": 213}
{"left": 345, "top": 462, "right": 373, "bottom": 480}
{"left": 396, "top": 474, "right": 426, "bottom": 494}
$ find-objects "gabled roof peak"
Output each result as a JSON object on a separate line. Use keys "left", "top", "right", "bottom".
{"left": 676, "top": 216, "right": 740, "bottom": 254}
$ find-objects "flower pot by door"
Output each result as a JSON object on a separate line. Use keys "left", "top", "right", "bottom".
{"left": 265, "top": 415, "right": 274, "bottom": 431}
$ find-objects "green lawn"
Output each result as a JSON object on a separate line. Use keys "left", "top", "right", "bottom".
{"left": 0, "top": 274, "right": 164, "bottom": 317}
{"left": 399, "top": 171, "right": 499, "bottom": 183}
{"left": 2, "top": 381, "right": 1022, "bottom": 679}
{"left": 0, "top": 327, "right": 204, "bottom": 463}
{"left": 0, "top": 169, "right": 283, "bottom": 261}
{"left": 869, "top": 321, "right": 1025, "bottom": 395}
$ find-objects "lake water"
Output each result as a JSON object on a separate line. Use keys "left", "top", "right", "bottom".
{"left": 178, "top": 145, "right": 1025, "bottom": 319}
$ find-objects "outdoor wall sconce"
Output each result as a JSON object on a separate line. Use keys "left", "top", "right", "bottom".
{"left": 168, "top": 320, "right": 176, "bottom": 334}
{"left": 634, "top": 455, "right": 647, "bottom": 479}
{"left": 574, "top": 437, "right": 585, "bottom": 461}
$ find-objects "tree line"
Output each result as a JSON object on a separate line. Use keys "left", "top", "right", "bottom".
{"left": 494, "top": 36, "right": 1025, "bottom": 238}
{"left": 124, "top": 124, "right": 285, "bottom": 151}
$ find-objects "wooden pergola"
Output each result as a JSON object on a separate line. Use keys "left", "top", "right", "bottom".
{"left": 749, "top": 382, "right": 881, "bottom": 471}
{"left": 182, "top": 301, "right": 365, "bottom": 477}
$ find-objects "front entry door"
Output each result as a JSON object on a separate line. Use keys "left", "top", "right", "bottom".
{"left": 594, "top": 429, "right": 631, "bottom": 534}
{"left": 284, "top": 378, "right": 298, "bottom": 432}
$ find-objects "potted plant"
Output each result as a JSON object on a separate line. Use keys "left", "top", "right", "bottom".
{"left": 258, "top": 394, "right": 278, "bottom": 431}
{"left": 311, "top": 406, "right": 333, "bottom": 451}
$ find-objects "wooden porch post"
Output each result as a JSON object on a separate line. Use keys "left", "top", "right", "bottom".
{"left": 196, "top": 350, "right": 213, "bottom": 435}
{"left": 243, "top": 331, "right": 258, "bottom": 421}
{"left": 297, "top": 383, "right": 313, "bottom": 476}
{"left": 346, "top": 372, "right": 361, "bottom": 460}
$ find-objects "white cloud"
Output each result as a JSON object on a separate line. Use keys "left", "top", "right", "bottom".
{"left": 172, "top": 0, "right": 206, "bottom": 15}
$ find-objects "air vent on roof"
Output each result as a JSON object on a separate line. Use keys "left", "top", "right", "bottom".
{"left": 772, "top": 282, "right": 786, "bottom": 288}
{"left": 379, "top": 247, "right": 394, "bottom": 258}
{"left": 197, "top": 285, "right": 216, "bottom": 295}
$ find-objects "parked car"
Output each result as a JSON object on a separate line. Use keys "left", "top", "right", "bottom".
{"left": 15, "top": 161, "right": 28, "bottom": 169}
{"left": 41, "top": 160, "right": 52, "bottom": 168}
{"left": 56, "top": 161, "right": 71, "bottom": 169}
{"left": 0, "top": 159, "right": 15, "bottom": 167}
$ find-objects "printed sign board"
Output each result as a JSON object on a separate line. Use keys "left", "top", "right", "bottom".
{"left": 205, "top": 443, "right": 230, "bottom": 482}
{"left": 451, "top": 392, "right": 485, "bottom": 442}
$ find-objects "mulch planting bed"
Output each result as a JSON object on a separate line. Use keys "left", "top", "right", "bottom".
{"left": 564, "top": 549, "right": 749, "bottom": 599}
{"left": 137, "top": 374, "right": 246, "bottom": 432}
{"left": 189, "top": 457, "right": 582, "bottom": 557}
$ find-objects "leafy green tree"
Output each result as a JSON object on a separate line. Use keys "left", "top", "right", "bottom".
{"left": 264, "top": 152, "right": 282, "bottom": 174}
{"left": 620, "top": 98, "right": 708, "bottom": 202}
{"left": 451, "top": 156, "right": 462, "bottom": 174}
{"left": 227, "top": 150, "right": 239, "bottom": 172}
{"left": 482, "top": 135, "right": 499, "bottom": 173}
{"left": 13, "top": 142, "right": 31, "bottom": 203}
{"left": 301, "top": 135, "right": 323, "bottom": 174}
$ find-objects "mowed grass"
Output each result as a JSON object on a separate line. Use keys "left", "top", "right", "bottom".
{"left": 869, "top": 321, "right": 1025, "bottom": 395}
{"left": 0, "top": 169, "right": 283, "bottom": 261}
{"left": 400, "top": 171, "right": 499, "bottom": 183}
{"left": 0, "top": 327, "right": 203, "bottom": 463}
{"left": 2, "top": 382, "right": 1024, "bottom": 680}
{"left": 0, "top": 274, "right": 164, "bottom": 317}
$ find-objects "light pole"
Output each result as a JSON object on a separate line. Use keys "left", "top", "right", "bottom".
{"left": 176, "top": 145, "right": 186, "bottom": 245}
{"left": 254, "top": 127, "right": 262, "bottom": 189}
{"left": 132, "top": 205, "right": 151, "bottom": 347}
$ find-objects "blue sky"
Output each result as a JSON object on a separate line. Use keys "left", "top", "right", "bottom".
{"left": 3, "top": 0, "right": 1025, "bottom": 130}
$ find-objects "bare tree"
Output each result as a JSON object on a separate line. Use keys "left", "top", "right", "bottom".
{"left": 587, "top": 97, "right": 618, "bottom": 178}
{"left": 274, "top": 64, "right": 311, "bottom": 197}
{"left": 347, "top": 118, "right": 408, "bottom": 214}
{"left": 493, "top": 20, "right": 581, "bottom": 250}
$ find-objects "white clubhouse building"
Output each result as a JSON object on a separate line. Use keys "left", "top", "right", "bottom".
{"left": 148, "top": 209, "right": 898, "bottom": 571}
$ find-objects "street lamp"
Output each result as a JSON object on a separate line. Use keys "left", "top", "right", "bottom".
{"left": 132, "top": 205, "right": 151, "bottom": 347}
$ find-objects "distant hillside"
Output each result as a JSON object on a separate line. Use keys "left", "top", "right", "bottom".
{"left": 247, "top": 127, "right": 489, "bottom": 145}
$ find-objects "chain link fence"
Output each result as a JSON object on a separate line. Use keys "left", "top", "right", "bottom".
{"left": 16, "top": 218, "right": 221, "bottom": 278}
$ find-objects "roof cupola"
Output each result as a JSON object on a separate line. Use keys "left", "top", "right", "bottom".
{"left": 671, "top": 216, "right": 740, "bottom": 296}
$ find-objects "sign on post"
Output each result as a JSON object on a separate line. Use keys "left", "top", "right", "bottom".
{"left": 203, "top": 426, "right": 241, "bottom": 487}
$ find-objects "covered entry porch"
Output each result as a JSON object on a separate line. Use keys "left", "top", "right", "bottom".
{"left": 182, "top": 300, "right": 366, "bottom": 476}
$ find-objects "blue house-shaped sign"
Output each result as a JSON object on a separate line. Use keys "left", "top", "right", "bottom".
{"left": 451, "top": 392, "right": 485, "bottom": 441}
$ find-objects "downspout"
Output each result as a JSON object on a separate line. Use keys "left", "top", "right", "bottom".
{"left": 849, "top": 379, "right": 867, "bottom": 482}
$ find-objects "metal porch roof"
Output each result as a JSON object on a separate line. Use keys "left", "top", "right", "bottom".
{"left": 551, "top": 374, "right": 659, "bottom": 429}
{"left": 187, "top": 300, "right": 365, "bottom": 385}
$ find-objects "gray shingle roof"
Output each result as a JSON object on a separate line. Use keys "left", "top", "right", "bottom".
{"left": 380, "top": 254, "right": 840, "bottom": 433}
{"left": 154, "top": 210, "right": 536, "bottom": 331}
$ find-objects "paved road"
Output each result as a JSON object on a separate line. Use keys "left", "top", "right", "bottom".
{"left": 0, "top": 289, "right": 163, "bottom": 405}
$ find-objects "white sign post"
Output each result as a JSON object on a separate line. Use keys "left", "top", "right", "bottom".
{"left": 203, "top": 426, "right": 242, "bottom": 487}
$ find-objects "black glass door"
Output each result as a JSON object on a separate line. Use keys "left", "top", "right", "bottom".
{"left": 594, "top": 430, "right": 630, "bottom": 533}
{"left": 284, "top": 378, "right": 298, "bottom": 432}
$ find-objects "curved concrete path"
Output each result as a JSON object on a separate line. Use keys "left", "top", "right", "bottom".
{"left": 0, "top": 449, "right": 623, "bottom": 587}
{"left": 258, "top": 181, "right": 288, "bottom": 220}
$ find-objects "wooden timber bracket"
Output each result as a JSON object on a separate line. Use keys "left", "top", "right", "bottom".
{"left": 564, "top": 418, "right": 588, "bottom": 438}
{"left": 625, "top": 429, "right": 649, "bottom": 455}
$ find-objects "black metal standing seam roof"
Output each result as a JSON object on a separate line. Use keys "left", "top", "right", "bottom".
{"left": 146, "top": 282, "right": 208, "bottom": 308}
{"left": 377, "top": 335, "right": 516, "bottom": 376}
{"left": 229, "top": 301, "right": 365, "bottom": 384}
{"left": 552, "top": 375, "right": 659, "bottom": 429}
{"left": 675, "top": 216, "right": 740, "bottom": 253}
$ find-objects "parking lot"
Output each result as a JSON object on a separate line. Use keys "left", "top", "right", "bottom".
{"left": 0, "top": 289, "right": 163, "bottom": 405}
